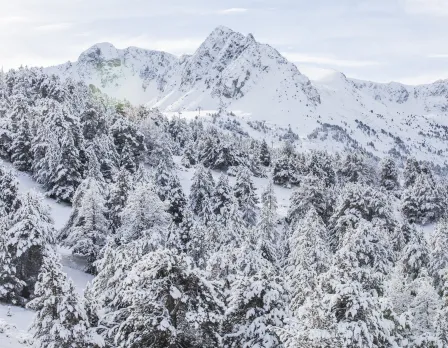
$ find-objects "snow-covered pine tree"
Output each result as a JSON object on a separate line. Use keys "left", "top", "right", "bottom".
{"left": 47, "top": 127, "right": 83, "bottom": 202}
{"left": 0, "top": 226, "right": 25, "bottom": 304}
{"left": 63, "top": 180, "right": 108, "bottom": 274}
{"left": 27, "top": 252, "right": 103, "bottom": 348}
{"left": 273, "top": 141, "right": 297, "bottom": 187}
{"left": 379, "top": 156, "right": 399, "bottom": 191}
{"left": 8, "top": 89, "right": 29, "bottom": 139}
{"left": 288, "top": 208, "right": 331, "bottom": 312}
{"left": 112, "top": 248, "right": 224, "bottom": 348}
{"left": 117, "top": 181, "right": 170, "bottom": 247}
{"left": 154, "top": 154, "right": 187, "bottom": 224}
{"left": 338, "top": 152, "right": 372, "bottom": 185}
{"left": 278, "top": 282, "right": 336, "bottom": 348}
{"left": 59, "top": 153, "right": 105, "bottom": 243}
{"left": 90, "top": 135, "right": 119, "bottom": 183}
{"left": 80, "top": 102, "right": 106, "bottom": 142}
{"left": 429, "top": 218, "right": 448, "bottom": 291}
{"left": 287, "top": 175, "right": 329, "bottom": 228}
{"left": 405, "top": 272, "right": 441, "bottom": 346}
{"left": 328, "top": 183, "right": 395, "bottom": 250}
{"left": 306, "top": 150, "right": 337, "bottom": 188}
{"left": 211, "top": 173, "right": 233, "bottom": 219}
{"left": 181, "top": 138, "right": 197, "bottom": 168}
{"left": 0, "top": 70, "right": 12, "bottom": 158}
{"left": 223, "top": 234, "right": 288, "bottom": 348}
{"left": 322, "top": 221, "right": 399, "bottom": 347}
{"left": 401, "top": 172, "right": 444, "bottom": 224}
{"left": 111, "top": 117, "right": 146, "bottom": 174}
{"left": 403, "top": 157, "right": 421, "bottom": 189}
{"left": 0, "top": 167, "right": 21, "bottom": 215}
{"left": 167, "top": 117, "right": 191, "bottom": 155}
{"left": 259, "top": 138, "right": 271, "bottom": 167}
{"left": 165, "top": 174, "right": 187, "bottom": 224}
{"left": 105, "top": 168, "right": 132, "bottom": 235}
{"left": 399, "top": 225, "right": 429, "bottom": 281}
{"left": 257, "top": 181, "right": 279, "bottom": 263}
{"left": 208, "top": 174, "right": 246, "bottom": 247}
{"left": 233, "top": 166, "right": 259, "bottom": 227}
{"left": 390, "top": 221, "right": 414, "bottom": 256}
{"left": 10, "top": 115, "right": 33, "bottom": 172}
{"left": 189, "top": 165, "right": 215, "bottom": 219}
{"left": 436, "top": 271, "right": 448, "bottom": 347}
{"left": 6, "top": 191, "right": 55, "bottom": 301}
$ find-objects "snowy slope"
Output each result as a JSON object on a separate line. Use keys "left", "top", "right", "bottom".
{"left": 0, "top": 163, "right": 93, "bottom": 348}
{"left": 45, "top": 26, "right": 448, "bottom": 166}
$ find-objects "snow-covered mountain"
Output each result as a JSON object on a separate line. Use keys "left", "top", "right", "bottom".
{"left": 45, "top": 26, "right": 448, "bottom": 167}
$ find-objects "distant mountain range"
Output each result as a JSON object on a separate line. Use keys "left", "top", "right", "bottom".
{"left": 45, "top": 26, "right": 448, "bottom": 166}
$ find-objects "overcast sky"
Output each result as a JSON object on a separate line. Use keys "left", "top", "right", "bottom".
{"left": 1, "top": 0, "right": 448, "bottom": 84}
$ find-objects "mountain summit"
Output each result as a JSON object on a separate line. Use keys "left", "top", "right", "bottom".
{"left": 45, "top": 26, "right": 448, "bottom": 165}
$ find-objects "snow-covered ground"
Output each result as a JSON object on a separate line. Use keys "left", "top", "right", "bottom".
{"left": 0, "top": 159, "right": 438, "bottom": 347}
{"left": 0, "top": 162, "right": 93, "bottom": 347}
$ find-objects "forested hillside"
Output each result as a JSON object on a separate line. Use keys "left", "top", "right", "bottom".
{"left": 0, "top": 66, "right": 447, "bottom": 347}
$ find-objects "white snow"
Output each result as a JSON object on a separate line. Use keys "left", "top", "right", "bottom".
{"left": 44, "top": 26, "right": 448, "bottom": 166}
{"left": 0, "top": 163, "right": 93, "bottom": 347}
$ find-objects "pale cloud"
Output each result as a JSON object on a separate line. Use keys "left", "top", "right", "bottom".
{"left": 398, "top": 71, "right": 448, "bottom": 85}
{"left": 283, "top": 53, "right": 382, "bottom": 68}
{"left": 35, "top": 22, "right": 72, "bottom": 31}
{"left": 428, "top": 54, "right": 448, "bottom": 58}
{"left": 0, "top": 16, "right": 29, "bottom": 24}
{"left": 219, "top": 8, "right": 248, "bottom": 15}
{"left": 402, "top": 0, "right": 448, "bottom": 16}
{"left": 96, "top": 35, "right": 203, "bottom": 55}
{"left": 0, "top": 0, "right": 447, "bottom": 84}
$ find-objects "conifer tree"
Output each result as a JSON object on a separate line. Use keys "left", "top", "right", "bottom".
{"left": 273, "top": 141, "right": 296, "bottom": 187}
{"left": 402, "top": 172, "right": 444, "bottom": 224}
{"left": 27, "top": 252, "right": 102, "bottom": 348}
{"left": 436, "top": 271, "right": 448, "bottom": 347}
{"left": 329, "top": 183, "right": 395, "bottom": 250}
{"left": 259, "top": 138, "right": 271, "bottom": 167}
{"left": 63, "top": 181, "right": 108, "bottom": 274}
{"left": 6, "top": 191, "right": 56, "bottom": 300}
{"left": 223, "top": 236, "right": 288, "bottom": 348}
{"left": 400, "top": 226, "right": 429, "bottom": 281}
{"left": 10, "top": 115, "right": 33, "bottom": 172}
{"left": 338, "top": 152, "right": 372, "bottom": 185}
{"left": 181, "top": 138, "right": 197, "bottom": 168}
{"left": 0, "top": 71, "right": 12, "bottom": 158}
{"left": 321, "top": 221, "right": 399, "bottom": 347}
{"left": 257, "top": 181, "right": 279, "bottom": 263}
{"left": 0, "top": 231, "right": 25, "bottom": 304}
{"left": 306, "top": 150, "right": 337, "bottom": 187}
{"left": 111, "top": 117, "right": 146, "bottom": 174}
{"left": 118, "top": 181, "right": 170, "bottom": 246}
{"left": 233, "top": 166, "right": 259, "bottom": 227}
{"left": 403, "top": 157, "right": 421, "bottom": 189}
{"left": 0, "top": 167, "right": 21, "bottom": 215}
{"left": 210, "top": 174, "right": 246, "bottom": 242}
{"left": 105, "top": 168, "right": 132, "bottom": 235}
{"left": 189, "top": 165, "right": 215, "bottom": 218}
{"left": 154, "top": 155, "right": 186, "bottom": 224}
{"left": 429, "top": 218, "right": 448, "bottom": 290}
{"left": 288, "top": 208, "right": 331, "bottom": 311}
{"left": 47, "top": 128, "right": 83, "bottom": 202}
{"left": 379, "top": 156, "right": 399, "bottom": 191}
{"left": 112, "top": 248, "right": 224, "bottom": 348}
{"left": 59, "top": 154, "right": 105, "bottom": 243}
{"left": 287, "top": 175, "right": 329, "bottom": 228}
{"left": 165, "top": 174, "right": 187, "bottom": 224}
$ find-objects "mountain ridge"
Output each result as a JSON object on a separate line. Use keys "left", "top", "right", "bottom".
{"left": 43, "top": 26, "right": 448, "bottom": 167}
